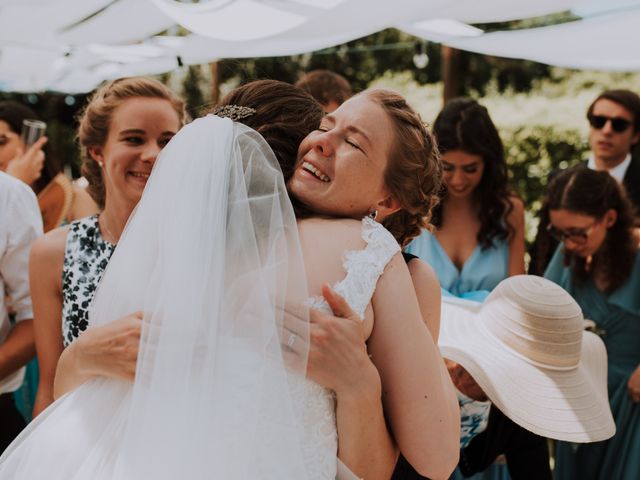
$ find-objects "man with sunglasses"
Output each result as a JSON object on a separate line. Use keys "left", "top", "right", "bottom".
{"left": 530, "top": 89, "right": 640, "bottom": 275}
{"left": 586, "top": 89, "right": 640, "bottom": 207}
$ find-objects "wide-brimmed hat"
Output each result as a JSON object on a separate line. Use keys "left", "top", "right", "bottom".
{"left": 439, "top": 275, "right": 615, "bottom": 443}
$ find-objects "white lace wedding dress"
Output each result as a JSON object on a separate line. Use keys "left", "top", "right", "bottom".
{"left": 0, "top": 116, "right": 399, "bottom": 480}
{"left": 296, "top": 215, "right": 400, "bottom": 478}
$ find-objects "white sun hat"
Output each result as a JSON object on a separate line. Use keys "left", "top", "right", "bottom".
{"left": 438, "top": 275, "right": 615, "bottom": 443}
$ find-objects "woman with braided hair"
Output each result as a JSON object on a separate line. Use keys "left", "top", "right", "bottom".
{"left": 0, "top": 81, "right": 458, "bottom": 480}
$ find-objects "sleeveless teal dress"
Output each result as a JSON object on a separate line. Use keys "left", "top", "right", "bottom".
{"left": 545, "top": 246, "right": 640, "bottom": 480}
{"left": 405, "top": 229, "right": 508, "bottom": 300}
{"left": 406, "top": 229, "right": 511, "bottom": 480}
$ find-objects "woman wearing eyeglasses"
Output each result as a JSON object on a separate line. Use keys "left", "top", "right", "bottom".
{"left": 530, "top": 89, "right": 640, "bottom": 276}
{"left": 544, "top": 166, "right": 640, "bottom": 480}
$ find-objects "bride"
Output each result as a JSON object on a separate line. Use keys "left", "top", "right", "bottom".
{"left": 0, "top": 81, "right": 458, "bottom": 479}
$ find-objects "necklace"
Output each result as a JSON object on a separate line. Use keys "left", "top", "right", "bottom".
{"left": 99, "top": 214, "right": 119, "bottom": 245}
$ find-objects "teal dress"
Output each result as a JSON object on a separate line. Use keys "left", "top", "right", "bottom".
{"left": 13, "top": 360, "right": 37, "bottom": 422}
{"left": 406, "top": 229, "right": 511, "bottom": 480}
{"left": 405, "top": 229, "right": 509, "bottom": 299}
{"left": 545, "top": 246, "right": 640, "bottom": 480}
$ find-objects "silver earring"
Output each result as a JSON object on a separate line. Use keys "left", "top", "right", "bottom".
{"left": 97, "top": 161, "right": 104, "bottom": 168}
{"left": 369, "top": 210, "right": 378, "bottom": 220}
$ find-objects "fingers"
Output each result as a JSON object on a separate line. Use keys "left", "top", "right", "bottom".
{"left": 7, "top": 138, "right": 46, "bottom": 183}
{"left": 281, "top": 348, "right": 307, "bottom": 374}
{"left": 321, "top": 283, "right": 360, "bottom": 321}
{"left": 281, "top": 307, "right": 308, "bottom": 337}
{"left": 127, "top": 311, "right": 144, "bottom": 325}
{"left": 281, "top": 326, "right": 306, "bottom": 356}
{"left": 28, "top": 136, "right": 48, "bottom": 153}
{"left": 279, "top": 307, "right": 309, "bottom": 357}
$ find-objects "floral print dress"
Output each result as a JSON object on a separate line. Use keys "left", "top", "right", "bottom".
{"left": 62, "top": 215, "right": 115, "bottom": 347}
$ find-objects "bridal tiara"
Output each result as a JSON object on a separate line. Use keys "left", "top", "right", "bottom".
{"left": 211, "top": 105, "right": 256, "bottom": 121}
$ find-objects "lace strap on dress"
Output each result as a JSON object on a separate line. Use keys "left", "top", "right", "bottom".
{"left": 333, "top": 216, "right": 400, "bottom": 319}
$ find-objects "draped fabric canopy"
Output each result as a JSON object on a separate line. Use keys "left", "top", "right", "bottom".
{"left": 0, "top": 0, "right": 636, "bottom": 93}
{"left": 430, "top": 6, "right": 640, "bottom": 71}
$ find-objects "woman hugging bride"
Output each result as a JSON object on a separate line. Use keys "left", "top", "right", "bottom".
{"left": 0, "top": 79, "right": 459, "bottom": 480}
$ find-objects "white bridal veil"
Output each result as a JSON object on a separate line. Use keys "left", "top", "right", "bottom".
{"left": 0, "top": 116, "right": 316, "bottom": 479}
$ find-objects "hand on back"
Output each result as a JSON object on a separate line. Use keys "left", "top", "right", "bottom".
{"left": 282, "top": 284, "right": 380, "bottom": 397}
{"left": 308, "top": 284, "right": 380, "bottom": 395}
{"left": 75, "top": 311, "right": 143, "bottom": 381}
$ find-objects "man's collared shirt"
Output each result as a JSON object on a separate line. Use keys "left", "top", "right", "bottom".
{"left": 587, "top": 153, "right": 632, "bottom": 183}
{"left": 0, "top": 172, "right": 42, "bottom": 394}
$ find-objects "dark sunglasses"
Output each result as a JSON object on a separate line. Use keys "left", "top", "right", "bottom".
{"left": 588, "top": 114, "right": 632, "bottom": 133}
{"left": 546, "top": 222, "right": 595, "bottom": 245}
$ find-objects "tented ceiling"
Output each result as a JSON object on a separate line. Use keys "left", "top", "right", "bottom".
{"left": 1, "top": 0, "right": 633, "bottom": 93}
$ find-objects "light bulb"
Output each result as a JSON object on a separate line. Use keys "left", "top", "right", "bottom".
{"left": 413, "top": 52, "right": 429, "bottom": 69}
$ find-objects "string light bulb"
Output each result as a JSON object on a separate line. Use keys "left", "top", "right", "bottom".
{"left": 413, "top": 40, "right": 429, "bottom": 69}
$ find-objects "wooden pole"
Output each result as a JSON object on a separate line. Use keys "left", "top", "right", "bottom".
{"left": 442, "top": 46, "right": 460, "bottom": 105}
{"left": 209, "top": 61, "right": 220, "bottom": 105}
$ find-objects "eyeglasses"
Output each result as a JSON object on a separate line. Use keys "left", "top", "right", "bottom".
{"left": 546, "top": 222, "right": 597, "bottom": 245}
{"left": 588, "top": 114, "right": 632, "bottom": 133}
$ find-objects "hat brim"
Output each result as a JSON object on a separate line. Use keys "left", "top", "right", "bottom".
{"left": 439, "top": 300, "right": 615, "bottom": 443}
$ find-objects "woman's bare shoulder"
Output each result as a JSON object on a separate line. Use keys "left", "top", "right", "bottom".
{"left": 298, "top": 216, "right": 362, "bottom": 229}
{"left": 31, "top": 225, "right": 70, "bottom": 264}
{"left": 406, "top": 257, "right": 439, "bottom": 287}
{"left": 298, "top": 217, "right": 365, "bottom": 246}
{"left": 68, "top": 186, "right": 99, "bottom": 221}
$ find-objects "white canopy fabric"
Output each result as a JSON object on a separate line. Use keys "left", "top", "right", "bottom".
{"left": 419, "top": 5, "right": 640, "bottom": 71}
{"left": 0, "top": 0, "right": 621, "bottom": 93}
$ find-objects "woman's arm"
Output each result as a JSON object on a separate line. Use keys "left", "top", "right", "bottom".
{"left": 285, "top": 282, "right": 397, "bottom": 479}
{"left": 507, "top": 196, "right": 526, "bottom": 277}
{"left": 628, "top": 364, "right": 640, "bottom": 403}
{"left": 368, "top": 253, "right": 460, "bottom": 479}
{"left": 407, "top": 258, "right": 441, "bottom": 341}
{"left": 54, "top": 312, "right": 142, "bottom": 399}
{"left": 30, "top": 229, "right": 66, "bottom": 417}
{"left": 0, "top": 321, "right": 35, "bottom": 381}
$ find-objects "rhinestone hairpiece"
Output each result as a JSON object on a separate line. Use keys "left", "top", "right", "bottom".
{"left": 211, "top": 104, "right": 256, "bottom": 121}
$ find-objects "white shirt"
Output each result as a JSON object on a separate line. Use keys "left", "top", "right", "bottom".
{"left": 0, "top": 172, "right": 42, "bottom": 393}
{"left": 587, "top": 153, "right": 632, "bottom": 183}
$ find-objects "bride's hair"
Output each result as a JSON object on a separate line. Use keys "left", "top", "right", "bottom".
{"left": 214, "top": 79, "right": 324, "bottom": 182}
{"left": 363, "top": 89, "right": 442, "bottom": 247}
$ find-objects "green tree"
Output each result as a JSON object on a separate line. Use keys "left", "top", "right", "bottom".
{"left": 182, "top": 65, "right": 207, "bottom": 118}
